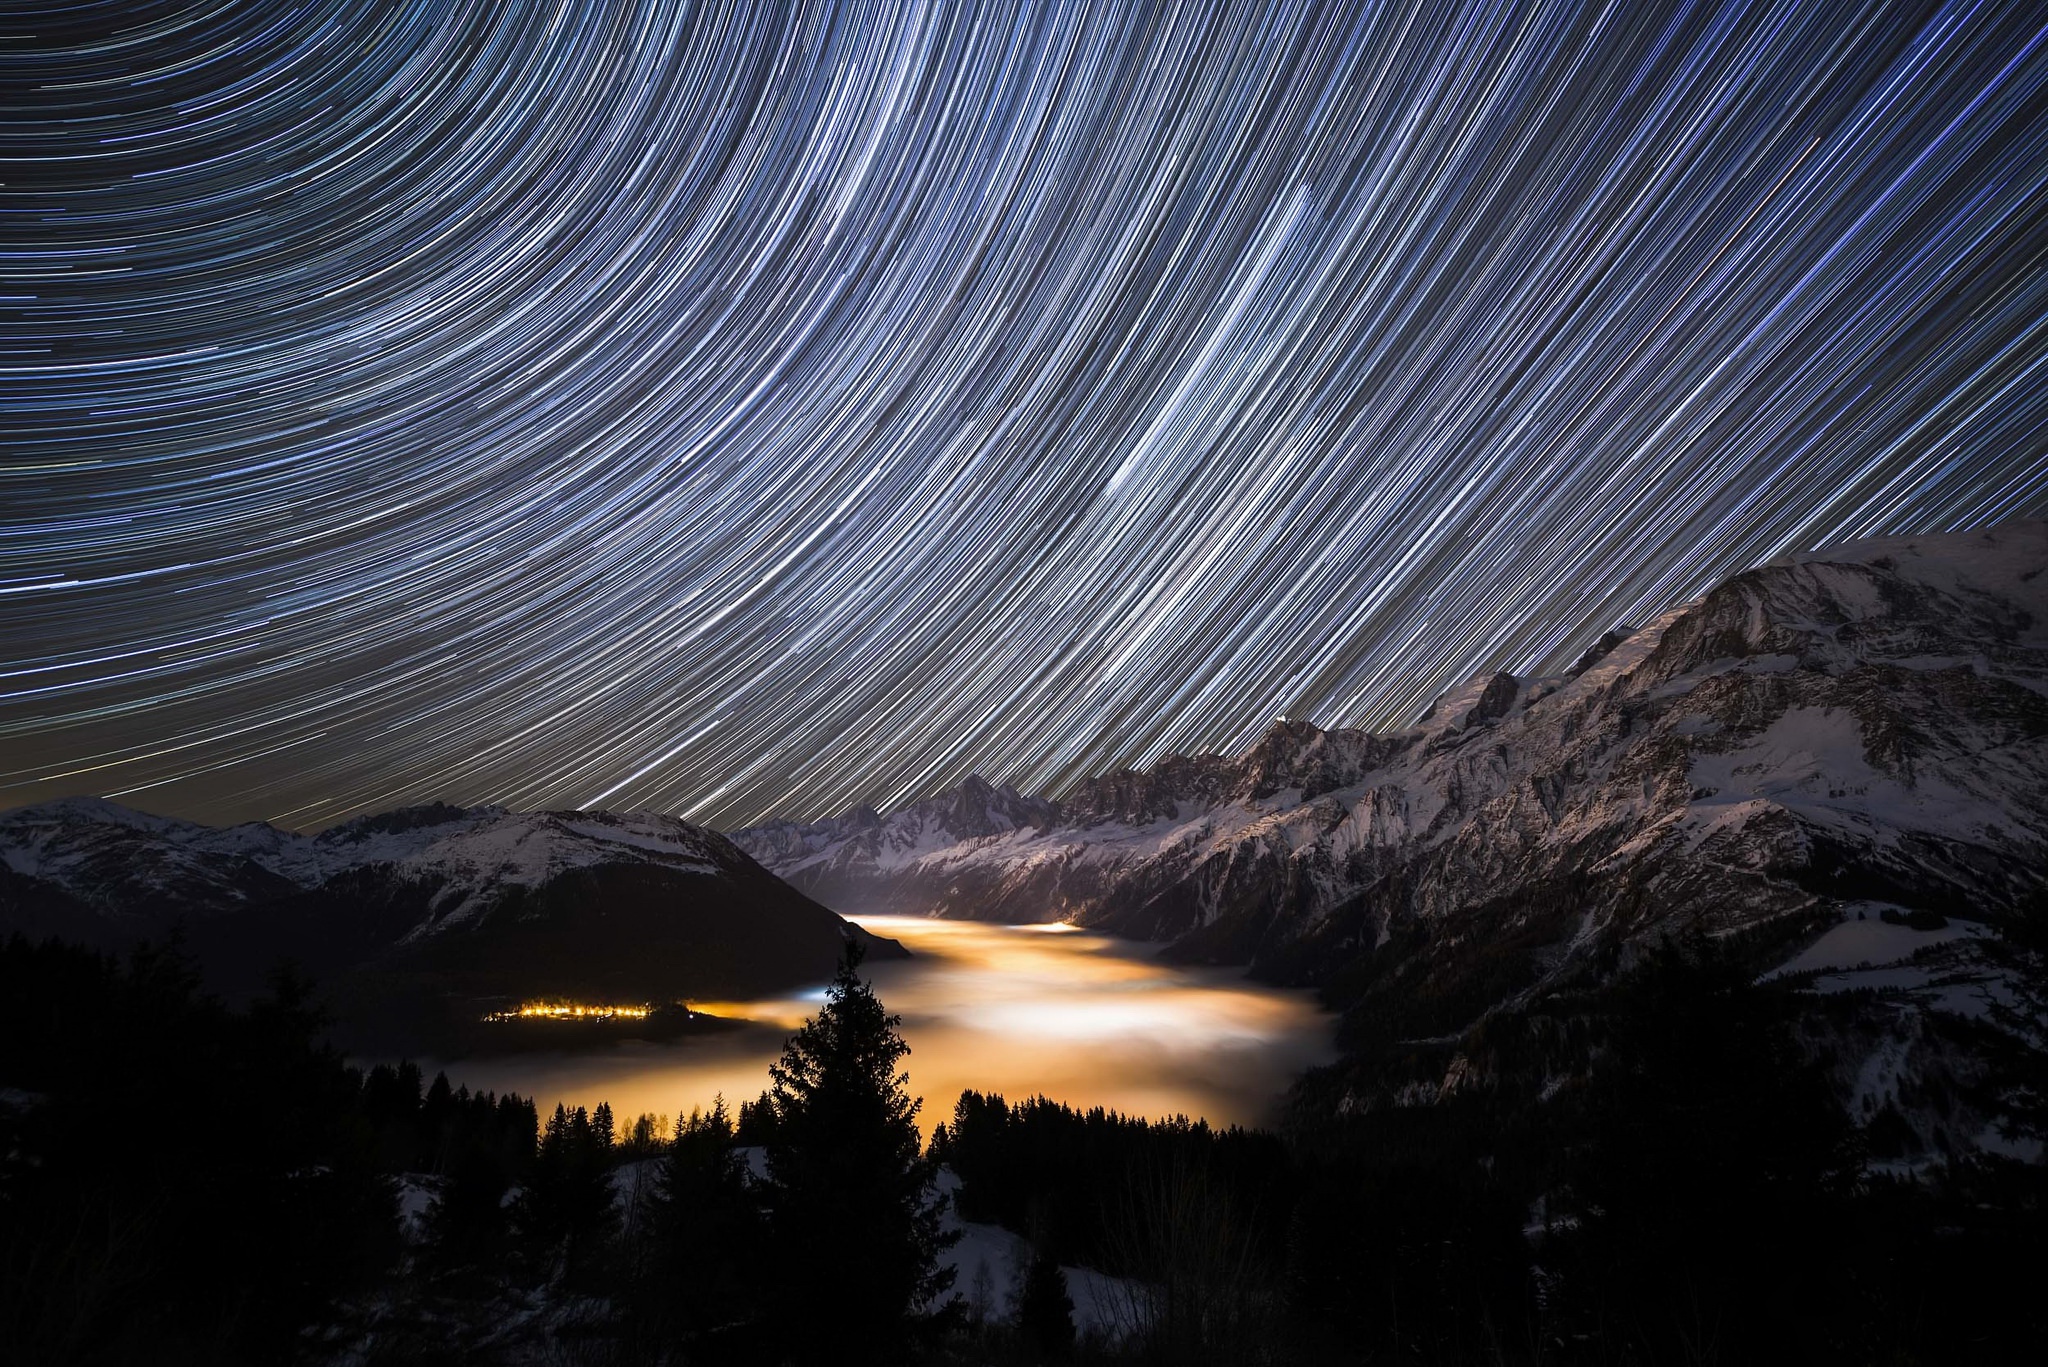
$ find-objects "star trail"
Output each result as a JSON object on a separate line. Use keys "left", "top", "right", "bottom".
{"left": 3, "top": 0, "right": 2046, "bottom": 830}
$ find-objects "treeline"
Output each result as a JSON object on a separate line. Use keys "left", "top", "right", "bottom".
{"left": 0, "top": 935, "right": 959, "bottom": 1367}
{"left": 1276, "top": 941, "right": 2048, "bottom": 1365}
{"left": 936, "top": 1093, "right": 1296, "bottom": 1363}
{"left": 6, "top": 928, "right": 2045, "bottom": 1366}
{"left": 0, "top": 935, "right": 398, "bottom": 1364}
{"left": 936, "top": 1091, "right": 1292, "bottom": 1277}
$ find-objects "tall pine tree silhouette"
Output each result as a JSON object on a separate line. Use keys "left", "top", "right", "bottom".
{"left": 763, "top": 941, "right": 956, "bottom": 1362}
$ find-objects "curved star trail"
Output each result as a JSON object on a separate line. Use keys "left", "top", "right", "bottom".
{"left": 3, "top": 1, "right": 2046, "bottom": 830}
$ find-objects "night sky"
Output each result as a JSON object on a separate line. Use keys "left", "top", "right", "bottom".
{"left": 3, "top": 1, "right": 2045, "bottom": 831}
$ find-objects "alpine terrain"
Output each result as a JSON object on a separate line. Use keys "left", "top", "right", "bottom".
{"left": 735, "top": 521, "right": 2048, "bottom": 1154}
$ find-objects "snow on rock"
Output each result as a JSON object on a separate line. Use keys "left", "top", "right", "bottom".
{"left": 0, "top": 796, "right": 300, "bottom": 918}
{"left": 0, "top": 797, "right": 751, "bottom": 943}
{"left": 399, "top": 811, "right": 722, "bottom": 891}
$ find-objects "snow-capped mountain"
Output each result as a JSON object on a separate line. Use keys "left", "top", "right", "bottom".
{"left": 0, "top": 797, "right": 495, "bottom": 930}
{"left": 0, "top": 800, "right": 901, "bottom": 1046}
{"left": 736, "top": 521, "right": 2047, "bottom": 950}
{"left": 732, "top": 523, "right": 2048, "bottom": 1142}
{"left": 2, "top": 799, "right": 811, "bottom": 931}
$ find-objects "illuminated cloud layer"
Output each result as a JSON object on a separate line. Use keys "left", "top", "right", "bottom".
{"left": 3, "top": 1, "right": 2045, "bottom": 829}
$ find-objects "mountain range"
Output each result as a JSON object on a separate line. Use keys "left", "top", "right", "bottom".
{"left": 738, "top": 522, "right": 2045, "bottom": 941}
{"left": 5, "top": 521, "right": 2042, "bottom": 1145}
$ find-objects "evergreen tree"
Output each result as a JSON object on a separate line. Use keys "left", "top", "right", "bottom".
{"left": 425, "top": 1136, "right": 514, "bottom": 1272}
{"left": 639, "top": 1097, "right": 775, "bottom": 1357}
{"left": 0, "top": 937, "right": 397, "bottom": 1363}
{"left": 1016, "top": 1248, "right": 1076, "bottom": 1358}
{"left": 734, "top": 1087, "right": 780, "bottom": 1144}
{"left": 762, "top": 942, "right": 957, "bottom": 1363}
{"left": 517, "top": 1103, "right": 619, "bottom": 1284}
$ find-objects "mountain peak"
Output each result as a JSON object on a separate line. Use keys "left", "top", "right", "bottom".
{"left": 1415, "top": 670, "right": 1522, "bottom": 733}
{"left": 1566, "top": 629, "right": 1633, "bottom": 678}
{"left": 1244, "top": 716, "right": 1327, "bottom": 760}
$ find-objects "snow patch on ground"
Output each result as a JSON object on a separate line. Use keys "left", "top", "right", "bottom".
{"left": 1765, "top": 908, "right": 1978, "bottom": 979}
{"left": 394, "top": 1175, "right": 441, "bottom": 1243}
{"left": 932, "top": 1167, "right": 1137, "bottom": 1340}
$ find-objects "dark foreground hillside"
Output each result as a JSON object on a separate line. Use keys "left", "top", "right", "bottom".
{"left": 3, "top": 929, "right": 2042, "bottom": 1366}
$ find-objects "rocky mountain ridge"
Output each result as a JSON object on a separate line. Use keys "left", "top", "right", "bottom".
{"left": 734, "top": 521, "right": 2047, "bottom": 951}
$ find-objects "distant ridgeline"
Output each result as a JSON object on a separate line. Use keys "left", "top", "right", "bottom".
{"left": 0, "top": 801, "right": 903, "bottom": 1052}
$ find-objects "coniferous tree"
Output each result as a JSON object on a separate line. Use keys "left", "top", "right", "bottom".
{"left": 638, "top": 1097, "right": 775, "bottom": 1357}
{"left": 426, "top": 1137, "right": 515, "bottom": 1272}
{"left": 0, "top": 938, "right": 397, "bottom": 1364}
{"left": 518, "top": 1103, "right": 619, "bottom": 1285}
{"left": 1016, "top": 1247, "right": 1076, "bottom": 1358}
{"left": 734, "top": 1088, "right": 781, "bottom": 1145}
{"left": 761, "top": 942, "right": 957, "bottom": 1363}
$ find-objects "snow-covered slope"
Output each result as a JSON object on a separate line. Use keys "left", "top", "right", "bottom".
{"left": 0, "top": 797, "right": 502, "bottom": 921}
{"left": 734, "top": 522, "right": 2047, "bottom": 953}
{"left": 0, "top": 801, "right": 758, "bottom": 933}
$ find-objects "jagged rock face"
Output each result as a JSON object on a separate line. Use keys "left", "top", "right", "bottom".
{"left": 1064, "top": 753, "right": 1240, "bottom": 824}
{"left": 729, "top": 776, "right": 1070, "bottom": 918}
{"left": 732, "top": 523, "right": 2048, "bottom": 983}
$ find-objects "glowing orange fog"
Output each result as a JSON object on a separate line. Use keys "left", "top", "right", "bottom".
{"left": 436, "top": 916, "right": 1336, "bottom": 1138}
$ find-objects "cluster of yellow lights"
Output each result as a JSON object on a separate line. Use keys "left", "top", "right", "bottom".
{"left": 484, "top": 1001, "right": 652, "bottom": 1023}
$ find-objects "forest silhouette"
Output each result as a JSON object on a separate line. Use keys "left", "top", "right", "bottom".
{"left": 2, "top": 930, "right": 2042, "bottom": 1364}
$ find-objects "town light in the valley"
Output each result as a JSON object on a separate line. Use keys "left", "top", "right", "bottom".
{"left": 484, "top": 1001, "right": 654, "bottom": 1022}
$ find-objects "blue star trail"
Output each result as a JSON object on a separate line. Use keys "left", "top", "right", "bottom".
{"left": 2, "top": 1, "right": 2045, "bottom": 830}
